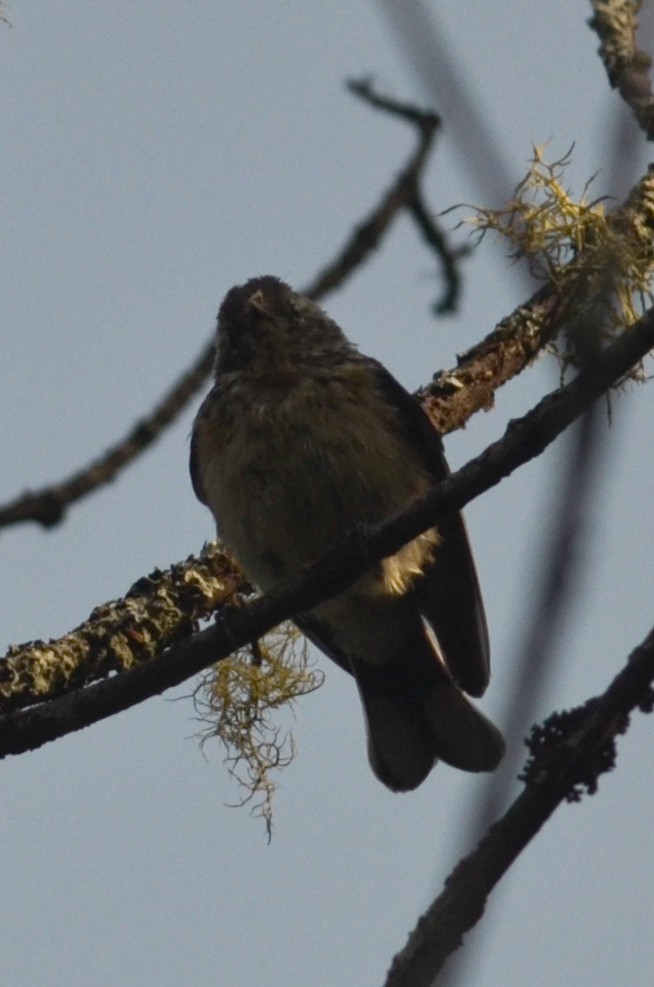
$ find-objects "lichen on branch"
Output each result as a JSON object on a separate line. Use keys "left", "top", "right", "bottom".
{"left": 465, "top": 147, "right": 654, "bottom": 375}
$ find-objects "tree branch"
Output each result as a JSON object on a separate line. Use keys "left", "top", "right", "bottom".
{"left": 589, "top": 0, "right": 654, "bottom": 140}
{"left": 1, "top": 300, "right": 653, "bottom": 757}
{"left": 0, "top": 544, "right": 245, "bottom": 713}
{"left": 420, "top": 163, "right": 654, "bottom": 434}
{"left": 407, "top": 187, "right": 469, "bottom": 314}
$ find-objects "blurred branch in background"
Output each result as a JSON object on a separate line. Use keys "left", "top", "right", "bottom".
{"left": 375, "top": 0, "right": 517, "bottom": 208}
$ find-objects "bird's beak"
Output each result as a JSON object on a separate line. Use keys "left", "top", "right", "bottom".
{"left": 246, "top": 289, "right": 268, "bottom": 316}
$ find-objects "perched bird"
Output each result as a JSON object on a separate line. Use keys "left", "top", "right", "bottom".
{"left": 190, "top": 276, "right": 504, "bottom": 791}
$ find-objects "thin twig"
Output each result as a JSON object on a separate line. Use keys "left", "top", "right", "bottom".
{"left": 346, "top": 77, "right": 441, "bottom": 128}
{"left": 303, "top": 80, "right": 442, "bottom": 299}
{"left": 407, "top": 187, "right": 468, "bottom": 314}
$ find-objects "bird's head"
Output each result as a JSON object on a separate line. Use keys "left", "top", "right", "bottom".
{"left": 214, "top": 276, "right": 352, "bottom": 374}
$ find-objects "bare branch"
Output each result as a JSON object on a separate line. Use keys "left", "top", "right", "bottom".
{"left": 407, "top": 188, "right": 468, "bottom": 314}
{"left": 346, "top": 77, "right": 441, "bottom": 128}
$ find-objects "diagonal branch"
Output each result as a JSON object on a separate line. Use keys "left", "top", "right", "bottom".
{"left": 382, "top": 623, "right": 654, "bottom": 986}
{"left": 1, "top": 300, "right": 653, "bottom": 758}
{"left": 0, "top": 341, "right": 215, "bottom": 531}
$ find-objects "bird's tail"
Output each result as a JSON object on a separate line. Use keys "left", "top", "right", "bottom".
{"left": 354, "top": 648, "right": 505, "bottom": 792}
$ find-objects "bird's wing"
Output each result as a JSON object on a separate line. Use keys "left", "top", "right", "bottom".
{"left": 368, "top": 360, "right": 491, "bottom": 697}
{"left": 189, "top": 396, "right": 211, "bottom": 506}
{"left": 295, "top": 611, "right": 354, "bottom": 676}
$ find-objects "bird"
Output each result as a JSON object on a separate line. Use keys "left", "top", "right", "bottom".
{"left": 190, "top": 276, "right": 504, "bottom": 791}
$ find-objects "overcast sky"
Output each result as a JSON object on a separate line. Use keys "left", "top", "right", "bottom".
{"left": 2, "top": 4, "right": 654, "bottom": 986}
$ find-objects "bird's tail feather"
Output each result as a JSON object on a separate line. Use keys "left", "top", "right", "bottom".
{"left": 362, "top": 694, "right": 436, "bottom": 792}
{"left": 420, "top": 680, "right": 505, "bottom": 773}
{"left": 356, "top": 663, "right": 505, "bottom": 792}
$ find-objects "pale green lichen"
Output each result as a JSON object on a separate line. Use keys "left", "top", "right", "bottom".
{"left": 465, "top": 147, "right": 654, "bottom": 377}
{"left": 196, "top": 622, "right": 324, "bottom": 839}
{"left": 0, "top": 541, "right": 243, "bottom": 712}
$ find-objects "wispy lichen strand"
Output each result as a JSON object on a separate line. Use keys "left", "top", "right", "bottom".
{"left": 195, "top": 623, "right": 324, "bottom": 839}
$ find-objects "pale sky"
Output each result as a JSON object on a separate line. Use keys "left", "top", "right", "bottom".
{"left": 2, "top": 4, "right": 654, "bottom": 986}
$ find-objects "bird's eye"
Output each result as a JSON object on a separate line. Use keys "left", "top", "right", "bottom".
{"left": 288, "top": 294, "right": 315, "bottom": 323}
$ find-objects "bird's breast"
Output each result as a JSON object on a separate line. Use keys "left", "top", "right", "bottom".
{"left": 195, "top": 366, "right": 436, "bottom": 593}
